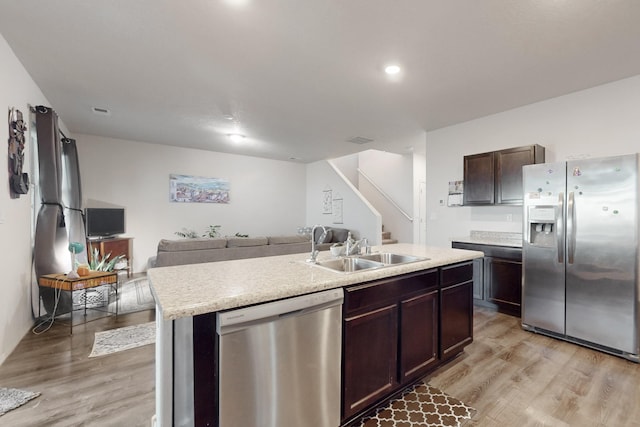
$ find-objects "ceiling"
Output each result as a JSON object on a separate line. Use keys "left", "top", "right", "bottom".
{"left": 2, "top": 1, "right": 640, "bottom": 163}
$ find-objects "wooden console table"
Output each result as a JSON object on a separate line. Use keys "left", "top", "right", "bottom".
{"left": 87, "top": 237, "right": 133, "bottom": 277}
{"left": 38, "top": 271, "right": 118, "bottom": 334}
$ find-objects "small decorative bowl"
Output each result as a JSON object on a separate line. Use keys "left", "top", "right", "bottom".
{"left": 330, "top": 245, "right": 345, "bottom": 257}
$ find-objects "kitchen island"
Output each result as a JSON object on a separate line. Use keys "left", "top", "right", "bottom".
{"left": 148, "top": 243, "right": 483, "bottom": 427}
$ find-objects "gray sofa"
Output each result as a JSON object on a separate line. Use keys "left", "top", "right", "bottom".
{"left": 155, "top": 235, "right": 312, "bottom": 267}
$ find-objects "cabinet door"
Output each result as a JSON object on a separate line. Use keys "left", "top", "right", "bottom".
{"left": 440, "top": 281, "right": 473, "bottom": 361}
{"left": 343, "top": 304, "right": 398, "bottom": 420}
{"left": 399, "top": 289, "right": 439, "bottom": 382}
{"left": 485, "top": 256, "right": 522, "bottom": 316}
{"left": 495, "top": 146, "right": 534, "bottom": 205}
{"left": 472, "top": 258, "right": 484, "bottom": 300}
{"left": 463, "top": 151, "right": 495, "bottom": 205}
{"left": 496, "top": 145, "right": 545, "bottom": 204}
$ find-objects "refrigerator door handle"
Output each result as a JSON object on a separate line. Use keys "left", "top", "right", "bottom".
{"left": 557, "top": 193, "right": 564, "bottom": 263}
{"left": 567, "top": 191, "right": 576, "bottom": 264}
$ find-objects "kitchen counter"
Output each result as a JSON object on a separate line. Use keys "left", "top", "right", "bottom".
{"left": 451, "top": 230, "right": 522, "bottom": 248}
{"left": 148, "top": 243, "right": 484, "bottom": 320}
{"left": 152, "top": 243, "right": 484, "bottom": 426}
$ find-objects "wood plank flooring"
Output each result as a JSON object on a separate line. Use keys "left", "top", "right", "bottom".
{"left": 429, "top": 307, "right": 640, "bottom": 427}
{"left": 1, "top": 306, "right": 639, "bottom": 426}
{"left": 0, "top": 310, "right": 155, "bottom": 427}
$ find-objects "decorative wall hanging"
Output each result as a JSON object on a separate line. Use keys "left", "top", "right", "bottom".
{"left": 8, "top": 107, "right": 29, "bottom": 197}
{"left": 169, "top": 174, "right": 230, "bottom": 203}
{"left": 322, "top": 186, "right": 332, "bottom": 214}
{"left": 332, "top": 193, "right": 343, "bottom": 224}
{"left": 447, "top": 180, "right": 463, "bottom": 206}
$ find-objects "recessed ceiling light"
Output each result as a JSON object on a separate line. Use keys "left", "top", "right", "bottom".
{"left": 228, "top": 133, "right": 245, "bottom": 143}
{"left": 384, "top": 65, "right": 401, "bottom": 75}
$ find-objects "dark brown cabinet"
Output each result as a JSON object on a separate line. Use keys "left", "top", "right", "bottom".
{"left": 485, "top": 255, "right": 522, "bottom": 316}
{"left": 342, "top": 263, "right": 473, "bottom": 424}
{"left": 342, "top": 270, "right": 438, "bottom": 421}
{"left": 452, "top": 242, "right": 522, "bottom": 317}
{"left": 343, "top": 304, "right": 398, "bottom": 419}
{"left": 463, "top": 151, "right": 495, "bottom": 205}
{"left": 399, "top": 289, "right": 439, "bottom": 381}
{"left": 463, "top": 144, "right": 545, "bottom": 206}
{"left": 439, "top": 262, "right": 473, "bottom": 361}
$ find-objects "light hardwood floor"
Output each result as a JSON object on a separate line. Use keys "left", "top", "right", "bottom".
{"left": 0, "top": 309, "right": 155, "bottom": 427}
{"left": 1, "top": 306, "right": 639, "bottom": 426}
{"left": 429, "top": 307, "right": 640, "bottom": 427}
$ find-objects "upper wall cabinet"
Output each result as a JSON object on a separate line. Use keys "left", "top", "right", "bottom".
{"left": 463, "top": 144, "right": 545, "bottom": 206}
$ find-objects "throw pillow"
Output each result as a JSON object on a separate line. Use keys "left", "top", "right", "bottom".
{"left": 314, "top": 228, "right": 333, "bottom": 244}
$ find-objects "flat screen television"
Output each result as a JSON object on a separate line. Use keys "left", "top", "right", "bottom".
{"left": 85, "top": 208, "right": 125, "bottom": 238}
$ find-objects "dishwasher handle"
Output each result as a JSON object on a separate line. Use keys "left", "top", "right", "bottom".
{"left": 217, "top": 288, "right": 344, "bottom": 335}
{"left": 279, "top": 309, "right": 304, "bottom": 318}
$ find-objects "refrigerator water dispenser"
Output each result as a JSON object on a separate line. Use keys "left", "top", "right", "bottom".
{"left": 528, "top": 206, "right": 556, "bottom": 247}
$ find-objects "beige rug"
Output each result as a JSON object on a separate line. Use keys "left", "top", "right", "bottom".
{"left": 0, "top": 387, "right": 40, "bottom": 416}
{"left": 89, "top": 321, "right": 155, "bottom": 357}
{"left": 354, "top": 382, "right": 475, "bottom": 427}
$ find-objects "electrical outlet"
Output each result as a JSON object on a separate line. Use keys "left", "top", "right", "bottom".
{"left": 506, "top": 214, "right": 513, "bottom": 222}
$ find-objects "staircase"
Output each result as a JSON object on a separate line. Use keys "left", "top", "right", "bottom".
{"left": 381, "top": 226, "right": 398, "bottom": 245}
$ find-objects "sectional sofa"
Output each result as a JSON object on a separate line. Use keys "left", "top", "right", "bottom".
{"left": 154, "top": 235, "right": 312, "bottom": 267}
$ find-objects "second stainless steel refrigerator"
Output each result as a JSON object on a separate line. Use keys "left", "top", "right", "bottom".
{"left": 522, "top": 153, "right": 639, "bottom": 362}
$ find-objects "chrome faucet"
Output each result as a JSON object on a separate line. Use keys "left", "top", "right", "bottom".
{"left": 307, "top": 225, "right": 327, "bottom": 264}
{"left": 345, "top": 232, "right": 367, "bottom": 256}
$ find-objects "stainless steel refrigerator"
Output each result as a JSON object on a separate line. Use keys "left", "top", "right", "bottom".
{"left": 522, "top": 153, "right": 639, "bottom": 362}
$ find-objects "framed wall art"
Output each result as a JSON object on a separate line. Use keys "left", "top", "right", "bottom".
{"left": 169, "top": 174, "right": 230, "bottom": 203}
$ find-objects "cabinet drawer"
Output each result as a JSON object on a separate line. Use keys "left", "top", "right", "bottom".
{"left": 345, "top": 270, "right": 438, "bottom": 315}
{"left": 440, "top": 262, "right": 473, "bottom": 288}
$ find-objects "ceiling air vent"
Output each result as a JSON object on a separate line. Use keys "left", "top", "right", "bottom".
{"left": 347, "top": 136, "right": 374, "bottom": 145}
{"left": 91, "top": 106, "right": 111, "bottom": 116}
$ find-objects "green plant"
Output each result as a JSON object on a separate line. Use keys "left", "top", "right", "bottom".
{"left": 175, "top": 228, "right": 199, "bottom": 238}
{"left": 203, "top": 225, "right": 221, "bottom": 238}
{"left": 88, "top": 247, "right": 125, "bottom": 272}
{"left": 175, "top": 225, "right": 222, "bottom": 239}
{"left": 234, "top": 232, "right": 248, "bottom": 238}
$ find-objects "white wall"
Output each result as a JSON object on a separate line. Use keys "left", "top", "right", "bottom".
{"left": 306, "top": 160, "right": 381, "bottom": 245}
{"left": 412, "top": 142, "right": 427, "bottom": 244}
{"left": 75, "top": 134, "right": 307, "bottom": 272}
{"left": 425, "top": 74, "right": 640, "bottom": 248}
{"left": 331, "top": 154, "right": 359, "bottom": 186}
{"left": 0, "top": 34, "right": 58, "bottom": 365}
{"left": 358, "top": 150, "right": 414, "bottom": 243}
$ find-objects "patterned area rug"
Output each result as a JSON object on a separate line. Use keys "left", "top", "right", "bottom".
{"left": 0, "top": 387, "right": 40, "bottom": 416}
{"left": 89, "top": 321, "right": 155, "bottom": 357}
{"left": 354, "top": 382, "right": 475, "bottom": 427}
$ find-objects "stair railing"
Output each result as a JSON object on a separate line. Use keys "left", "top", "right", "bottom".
{"left": 357, "top": 168, "right": 413, "bottom": 222}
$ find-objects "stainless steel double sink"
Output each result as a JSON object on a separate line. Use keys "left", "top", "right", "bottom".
{"left": 313, "top": 252, "right": 429, "bottom": 273}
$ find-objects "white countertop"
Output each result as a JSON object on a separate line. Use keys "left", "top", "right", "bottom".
{"left": 451, "top": 231, "right": 523, "bottom": 248}
{"left": 148, "top": 243, "right": 483, "bottom": 320}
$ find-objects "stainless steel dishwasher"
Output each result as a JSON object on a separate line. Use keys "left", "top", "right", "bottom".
{"left": 217, "top": 288, "right": 344, "bottom": 427}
